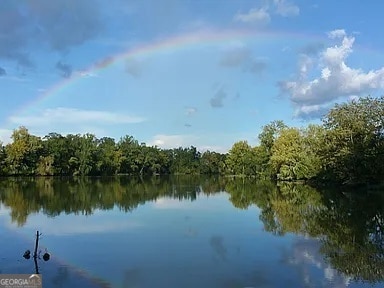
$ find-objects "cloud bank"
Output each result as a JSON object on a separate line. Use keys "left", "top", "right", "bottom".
{"left": 9, "top": 107, "right": 146, "bottom": 127}
{"left": 234, "top": 0, "right": 299, "bottom": 25}
{"left": 0, "top": 0, "right": 102, "bottom": 67}
{"left": 279, "top": 29, "right": 384, "bottom": 119}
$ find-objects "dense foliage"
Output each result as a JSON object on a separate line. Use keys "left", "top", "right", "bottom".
{"left": 1, "top": 96, "right": 383, "bottom": 184}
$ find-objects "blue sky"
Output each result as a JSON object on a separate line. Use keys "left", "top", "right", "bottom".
{"left": 1, "top": 0, "right": 384, "bottom": 152}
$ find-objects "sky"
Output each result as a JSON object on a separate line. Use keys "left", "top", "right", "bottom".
{"left": 1, "top": 0, "right": 384, "bottom": 152}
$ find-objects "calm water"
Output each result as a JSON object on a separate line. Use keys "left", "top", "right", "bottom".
{"left": 0, "top": 177, "right": 383, "bottom": 288}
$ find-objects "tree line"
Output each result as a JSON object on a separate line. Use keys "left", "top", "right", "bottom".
{"left": 1, "top": 96, "right": 383, "bottom": 184}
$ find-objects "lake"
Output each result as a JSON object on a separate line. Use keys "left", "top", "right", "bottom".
{"left": 0, "top": 176, "right": 383, "bottom": 288}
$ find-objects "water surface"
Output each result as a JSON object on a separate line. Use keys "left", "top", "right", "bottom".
{"left": 0, "top": 177, "right": 383, "bottom": 287}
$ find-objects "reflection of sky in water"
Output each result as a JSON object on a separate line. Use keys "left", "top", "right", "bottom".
{"left": 0, "top": 194, "right": 381, "bottom": 288}
{"left": 283, "top": 237, "right": 352, "bottom": 288}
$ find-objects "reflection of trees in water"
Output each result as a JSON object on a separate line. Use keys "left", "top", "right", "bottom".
{"left": 0, "top": 176, "right": 228, "bottom": 226}
{"left": 1, "top": 176, "right": 384, "bottom": 283}
{"left": 225, "top": 179, "right": 384, "bottom": 284}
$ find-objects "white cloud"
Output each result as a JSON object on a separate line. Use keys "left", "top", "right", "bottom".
{"left": 327, "top": 29, "right": 346, "bottom": 39}
{"left": 234, "top": 8, "right": 271, "bottom": 24}
{"left": 9, "top": 107, "right": 146, "bottom": 127}
{"left": 74, "top": 70, "right": 99, "bottom": 78}
{"left": 279, "top": 30, "right": 384, "bottom": 118}
{"left": 147, "top": 134, "right": 228, "bottom": 153}
{"left": 148, "top": 134, "right": 199, "bottom": 149}
{"left": 293, "top": 104, "right": 331, "bottom": 120}
{"left": 233, "top": 1, "right": 299, "bottom": 26}
{"left": 273, "top": 0, "right": 300, "bottom": 17}
{"left": 185, "top": 107, "right": 198, "bottom": 116}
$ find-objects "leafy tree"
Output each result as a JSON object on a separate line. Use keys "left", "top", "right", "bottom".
{"left": 96, "top": 137, "right": 122, "bottom": 175}
{"left": 257, "top": 120, "right": 287, "bottom": 177}
{"left": 36, "top": 155, "right": 54, "bottom": 176}
{"left": 200, "top": 151, "right": 225, "bottom": 174}
{"left": 65, "top": 133, "right": 98, "bottom": 176}
{"left": 270, "top": 127, "right": 321, "bottom": 180}
{"left": 225, "top": 141, "right": 253, "bottom": 176}
{"left": 43, "top": 133, "right": 72, "bottom": 175}
{"left": 258, "top": 120, "right": 287, "bottom": 154}
{"left": 320, "top": 96, "right": 384, "bottom": 183}
{"left": 0, "top": 141, "right": 5, "bottom": 175}
{"left": 169, "top": 146, "right": 201, "bottom": 174}
{"left": 5, "top": 127, "right": 43, "bottom": 175}
{"left": 118, "top": 135, "right": 140, "bottom": 174}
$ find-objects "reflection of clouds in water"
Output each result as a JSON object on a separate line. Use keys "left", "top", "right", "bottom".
{"left": 0, "top": 204, "right": 10, "bottom": 216}
{"left": 210, "top": 235, "right": 227, "bottom": 262}
{"left": 153, "top": 198, "right": 190, "bottom": 210}
{"left": 6, "top": 214, "right": 142, "bottom": 235}
{"left": 285, "top": 238, "right": 351, "bottom": 288}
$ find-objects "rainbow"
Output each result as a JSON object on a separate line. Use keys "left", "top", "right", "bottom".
{"left": 7, "top": 28, "right": 380, "bottom": 123}
{"left": 10, "top": 29, "right": 300, "bottom": 117}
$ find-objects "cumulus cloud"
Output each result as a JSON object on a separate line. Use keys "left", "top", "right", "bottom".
{"left": 9, "top": 107, "right": 146, "bottom": 127}
{"left": 279, "top": 30, "right": 384, "bottom": 119}
{"left": 234, "top": 8, "right": 271, "bottom": 25}
{"left": 210, "top": 87, "right": 227, "bottom": 108}
{"left": 293, "top": 104, "right": 332, "bottom": 120}
{"left": 273, "top": 0, "right": 300, "bottom": 17}
{"left": 56, "top": 61, "right": 72, "bottom": 78}
{"left": 0, "top": 0, "right": 102, "bottom": 66}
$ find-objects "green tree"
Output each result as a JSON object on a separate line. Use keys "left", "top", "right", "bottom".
{"left": 96, "top": 137, "right": 122, "bottom": 175}
{"left": 169, "top": 146, "right": 201, "bottom": 174}
{"left": 270, "top": 127, "right": 321, "bottom": 180}
{"left": 5, "top": 127, "right": 43, "bottom": 175}
{"left": 43, "top": 133, "right": 72, "bottom": 175}
{"left": 225, "top": 141, "right": 253, "bottom": 176}
{"left": 0, "top": 141, "right": 5, "bottom": 175}
{"left": 200, "top": 151, "right": 225, "bottom": 174}
{"left": 320, "top": 96, "right": 384, "bottom": 183}
{"left": 258, "top": 120, "right": 287, "bottom": 154}
{"left": 118, "top": 135, "right": 140, "bottom": 174}
{"left": 257, "top": 120, "right": 287, "bottom": 177}
{"left": 65, "top": 133, "right": 98, "bottom": 176}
